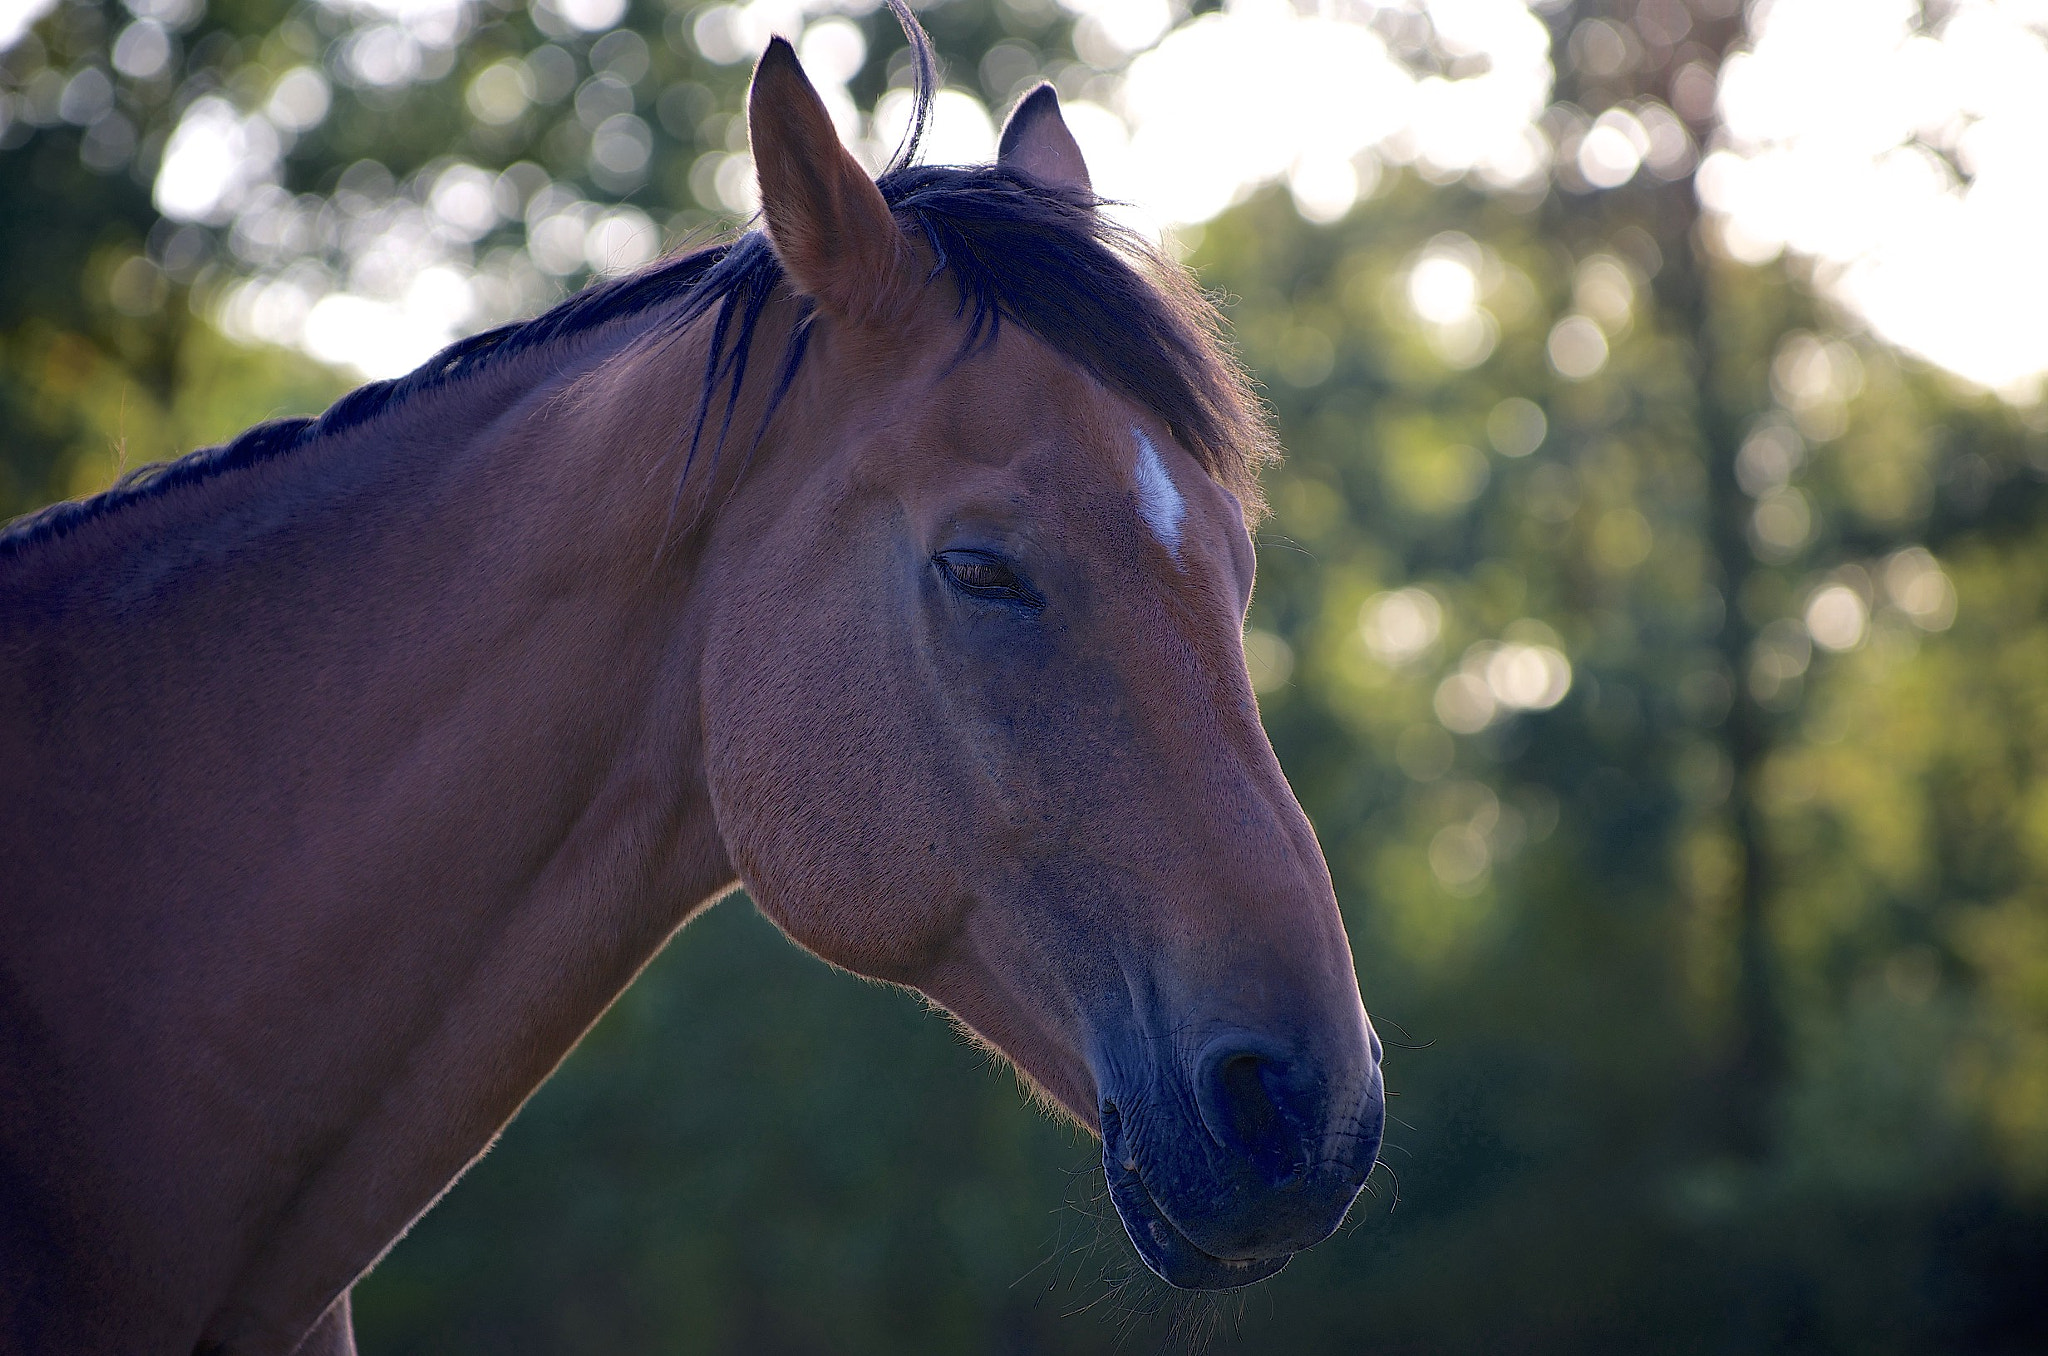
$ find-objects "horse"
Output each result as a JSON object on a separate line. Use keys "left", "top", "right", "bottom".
{"left": 0, "top": 20, "right": 1384, "bottom": 1353}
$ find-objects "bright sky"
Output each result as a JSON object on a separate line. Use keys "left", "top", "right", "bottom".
{"left": 0, "top": 0, "right": 54, "bottom": 53}
{"left": 25, "top": 0, "right": 2034, "bottom": 398}
{"left": 1702, "top": 0, "right": 2048, "bottom": 400}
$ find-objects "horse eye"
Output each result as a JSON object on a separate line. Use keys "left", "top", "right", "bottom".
{"left": 934, "top": 551, "right": 1041, "bottom": 608}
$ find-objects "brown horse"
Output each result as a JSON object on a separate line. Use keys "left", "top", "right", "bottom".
{"left": 0, "top": 23, "right": 1382, "bottom": 1354}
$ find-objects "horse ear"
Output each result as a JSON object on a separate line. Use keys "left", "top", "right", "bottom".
{"left": 748, "top": 37, "right": 914, "bottom": 327}
{"left": 997, "top": 83, "right": 1092, "bottom": 195}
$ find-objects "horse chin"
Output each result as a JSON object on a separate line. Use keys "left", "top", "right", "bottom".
{"left": 1101, "top": 1137, "right": 1292, "bottom": 1292}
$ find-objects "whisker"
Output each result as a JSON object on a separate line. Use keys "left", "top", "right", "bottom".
{"left": 1251, "top": 532, "right": 1316, "bottom": 559}
{"left": 1375, "top": 1016, "right": 1433, "bottom": 1050}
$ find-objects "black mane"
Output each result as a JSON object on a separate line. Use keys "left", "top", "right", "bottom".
{"left": 1, "top": 31, "right": 1270, "bottom": 561}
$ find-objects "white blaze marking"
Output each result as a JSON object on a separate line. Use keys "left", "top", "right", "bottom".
{"left": 1132, "top": 428, "right": 1186, "bottom": 560}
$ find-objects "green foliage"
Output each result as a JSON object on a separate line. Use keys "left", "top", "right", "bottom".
{"left": 0, "top": 314, "right": 347, "bottom": 509}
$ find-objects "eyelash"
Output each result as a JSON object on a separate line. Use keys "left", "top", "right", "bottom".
{"left": 933, "top": 550, "right": 1044, "bottom": 609}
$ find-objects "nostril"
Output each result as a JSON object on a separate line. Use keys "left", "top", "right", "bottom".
{"left": 1201, "top": 1049, "right": 1306, "bottom": 1183}
{"left": 1217, "top": 1055, "right": 1280, "bottom": 1155}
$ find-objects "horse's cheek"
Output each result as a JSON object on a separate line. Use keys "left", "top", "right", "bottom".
{"left": 698, "top": 603, "right": 962, "bottom": 983}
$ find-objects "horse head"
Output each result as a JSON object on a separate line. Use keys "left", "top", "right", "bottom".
{"left": 697, "top": 40, "right": 1384, "bottom": 1290}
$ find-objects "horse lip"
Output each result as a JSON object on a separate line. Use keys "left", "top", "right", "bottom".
{"left": 1099, "top": 1112, "right": 1292, "bottom": 1292}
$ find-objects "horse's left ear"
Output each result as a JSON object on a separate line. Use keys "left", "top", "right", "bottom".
{"left": 749, "top": 37, "right": 915, "bottom": 327}
{"left": 998, "top": 83, "right": 1092, "bottom": 195}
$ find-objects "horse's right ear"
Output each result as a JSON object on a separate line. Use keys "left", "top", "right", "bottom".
{"left": 749, "top": 37, "right": 915, "bottom": 328}
{"left": 998, "top": 83, "right": 1091, "bottom": 195}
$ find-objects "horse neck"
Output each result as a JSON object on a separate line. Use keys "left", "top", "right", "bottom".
{"left": 0, "top": 301, "right": 762, "bottom": 1348}
{"left": 10, "top": 304, "right": 743, "bottom": 907}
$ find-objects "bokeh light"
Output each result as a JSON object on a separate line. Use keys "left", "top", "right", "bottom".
{"left": 1701, "top": 0, "right": 2048, "bottom": 400}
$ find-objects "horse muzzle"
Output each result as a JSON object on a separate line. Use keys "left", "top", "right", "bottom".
{"left": 1097, "top": 1030, "right": 1384, "bottom": 1290}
